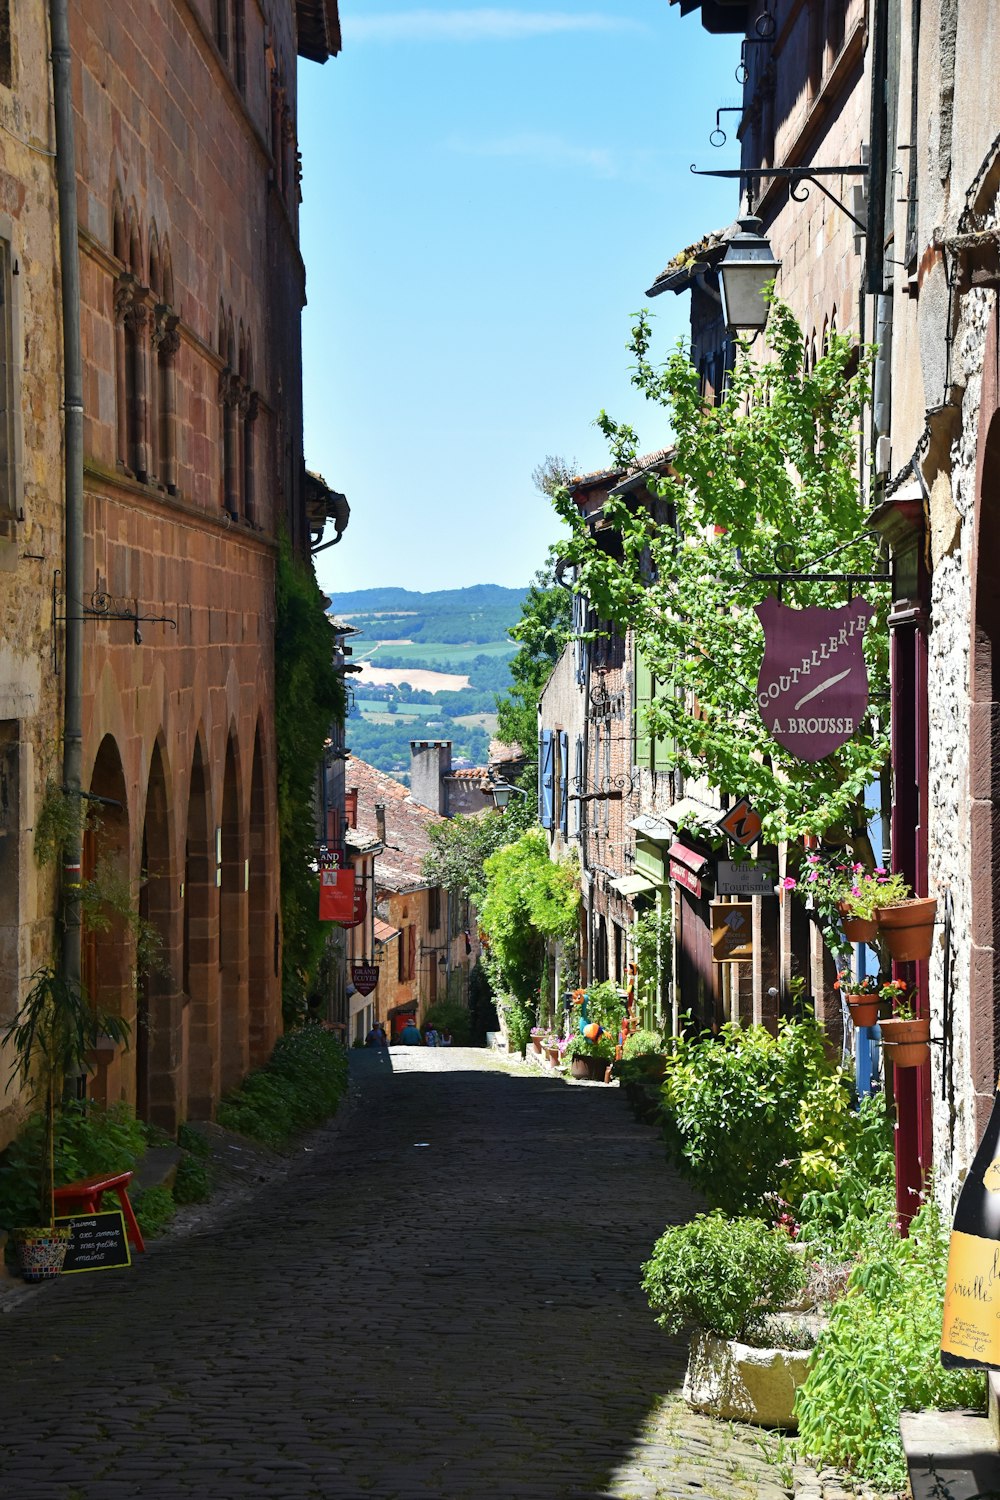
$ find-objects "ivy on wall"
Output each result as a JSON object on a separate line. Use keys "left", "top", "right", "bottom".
{"left": 275, "top": 533, "right": 345, "bottom": 1024}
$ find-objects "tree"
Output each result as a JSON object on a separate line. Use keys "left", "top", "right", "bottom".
{"left": 423, "top": 800, "right": 534, "bottom": 904}
{"left": 552, "top": 297, "right": 888, "bottom": 842}
{"left": 479, "top": 828, "right": 579, "bottom": 1005}
{"left": 495, "top": 548, "right": 573, "bottom": 763}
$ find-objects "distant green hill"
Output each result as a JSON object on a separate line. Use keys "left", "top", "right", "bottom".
{"left": 330, "top": 583, "right": 527, "bottom": 647}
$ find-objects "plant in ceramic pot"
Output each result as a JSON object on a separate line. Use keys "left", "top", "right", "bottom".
{"left": 876, "top": 978, "right": 930, "bottom": 1069}
{"left": 835, "top": 970, "right": 881, "bottom": 1029}
{"left": 642, "top": 1212, "right": 813, "bottom": 1428}
{"left": 565, "top": 981, "right": 624, "bottom": 1081}
{"left": 2, "top": 967, "right": 130, "bottom": 1280}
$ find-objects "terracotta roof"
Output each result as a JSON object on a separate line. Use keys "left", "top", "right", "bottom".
{"left": 447, "top": 767, "right": 490, "bottom": 783}
{"left": 647, "top": 228, "right": 730, "bottom": 299}
{"left": 347, "top": 755, "right": 444, "bottom": 894}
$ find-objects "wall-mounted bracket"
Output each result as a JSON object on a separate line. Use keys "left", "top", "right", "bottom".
{"left": 52, "top": 569, "right": 178, "bottom": 672}
{"left": 691, "top": 163, "right": 870, "bottom": 235}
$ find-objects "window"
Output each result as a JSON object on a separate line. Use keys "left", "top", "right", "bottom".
{"left": 0, "top": 1, "right": 11, "bottom": 90}
{"left": 215, "top": 0, "right": 229, "bottom": 59}
{"left": 428, "top": 886, "right": 441, "bottom": 931}
{"left": 0, "top": 240, "right": 16, "bottom": 533}
{"left": 234, "top": 0, "right": 247, "bottom": 93}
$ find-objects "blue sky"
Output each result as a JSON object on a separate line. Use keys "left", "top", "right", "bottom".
{"left": 299, "top": 3, "right": 742, "bottom": 595}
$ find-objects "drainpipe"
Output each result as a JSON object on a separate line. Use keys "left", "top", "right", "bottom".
{"left": 50, "top": 0, "right": 85, "bottom": 999}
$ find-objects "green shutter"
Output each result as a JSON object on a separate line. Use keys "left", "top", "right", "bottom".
{"left": 634, "top": 647, "right": 652, "bottom": 769}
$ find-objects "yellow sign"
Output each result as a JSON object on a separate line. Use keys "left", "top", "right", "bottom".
{"left": 711, "top": 902, "right": 754, "bottom": 962}
{"left": 941, "top": 1229, "right": 1000, "bottom": 1364}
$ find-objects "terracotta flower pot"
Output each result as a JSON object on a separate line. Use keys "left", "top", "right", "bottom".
{"left": 838, "top": 902, "right": 878, "bottom": 945}
{"left": 531, "top": 1037, "right": 543, "bottom": 1054}
{"left": 879, "top": 1015, "right": 931, "bottom": 1069}
{"left": 846, "top": 995, "right": 879, "bottom": 1028}
{"left": 570, "top": 1054, "right": 610, "bottom": 1082}
{"left": 877, "top": 897, "right": 937, "bottom": 962}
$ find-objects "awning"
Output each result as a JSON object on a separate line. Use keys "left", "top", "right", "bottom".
{"left": 373, "top": 918, "right": 401, "bottom": 945}
{"left": 609, "top": 874, "right": 658, "bottom": 896}
{"left": 667, "top": 842, "right": 709, "bottom": 877}
{"left": 630, "top": 796, "right": 722, "bottom": 842}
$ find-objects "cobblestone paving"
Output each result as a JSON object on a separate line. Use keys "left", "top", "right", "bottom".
{"left": 0, "top": 1048, "right": 842, "bottom": 1500}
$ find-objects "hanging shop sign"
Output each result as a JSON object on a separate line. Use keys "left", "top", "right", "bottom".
{"left": 667, "top": 842, "right": 708, "bottom": 899}
{"left": 337, "top": 885, "right": 367, "bottom": 929}
{"left": 351, "top": 964, "right": 379, "bottom": 997}
{"left": 319, "top": 867, "right": 356, "bottom": 922}
{"left": 717, "top": 796, "right": 763, "bottom": 848}
{"left": 712, "top": 902, "right": 754, "bottom": 962}
{"left": 754, "top": 596, "right": 874, "bottom": 762}
{"left": 717, "top": 860, "right": 775, "bottom": 896}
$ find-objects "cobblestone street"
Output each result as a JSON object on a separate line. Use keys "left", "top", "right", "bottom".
{"left": 0, "top": 1050, "right": 802, "bottom": 1500}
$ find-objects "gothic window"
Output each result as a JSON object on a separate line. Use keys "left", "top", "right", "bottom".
{"left": 826, "top": 0, "right": 846, "bottom": 65}
{"left": 113, "top": 205, "right": 151, "bottom": 481}
{"left": 154, "top": 244, "right": 179, "bottom": 495}
{"left": 0, "top": 1, "right": 11, "bottom": 90}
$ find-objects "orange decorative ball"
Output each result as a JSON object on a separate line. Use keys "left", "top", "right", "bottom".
{"left": 582, "top": 1021, "right": 603, "bottom": 1043}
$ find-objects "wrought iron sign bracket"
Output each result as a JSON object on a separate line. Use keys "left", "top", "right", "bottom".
{"left": 52, "top": 570, "right": 178, "bottom": 672}
{"left": 690, "top": 164, "right": 870, "bottom": 235}
{"left": 739, "top": 537, "right": 890, "bottom": 597}
{"left": 569, "top": 772, "right": 635, "bottom": 802}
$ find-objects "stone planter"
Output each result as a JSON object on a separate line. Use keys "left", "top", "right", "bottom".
{"left": 683, "top": 1328, "right": 812, "bottom": 1429}
{"left": 877, "top": 897, "right": 937, "bottom": 962}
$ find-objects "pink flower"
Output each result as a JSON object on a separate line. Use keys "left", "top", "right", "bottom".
{"left": 781, "top": 877, "right": 797, "bottom": 890}
{"left": 807, "top": 871, "right": 818, "bottom": 882}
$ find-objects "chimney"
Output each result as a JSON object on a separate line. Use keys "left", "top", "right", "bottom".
{"left": 375, "top": 804, "right": 387, "bottom": 846}
{"left": 409, "top": 740, "right": 452, "bottom": 814}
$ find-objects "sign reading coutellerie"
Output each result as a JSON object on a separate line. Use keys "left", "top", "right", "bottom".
{"left": 754, "top": 595, "right": 874, "bottom": 762}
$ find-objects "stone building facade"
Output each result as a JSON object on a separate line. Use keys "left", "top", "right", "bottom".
{"left": 0, "top": 1, "right": 343, "bottom": 1146}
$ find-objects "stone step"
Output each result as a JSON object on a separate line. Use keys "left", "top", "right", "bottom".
{"left": 900, "top": 1408, "right": 1000, "bottom": 1499}
{"left": 133, "top": 1145, "right": 183, "bottom": 1193}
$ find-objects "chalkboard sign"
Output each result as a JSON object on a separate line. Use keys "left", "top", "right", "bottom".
{"left": 55, "top": 1210, "right": 132, "bottom": 1273}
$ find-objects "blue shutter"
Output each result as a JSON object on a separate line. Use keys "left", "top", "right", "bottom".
{"left": 573, "top": 737, "right": 583, "bottom": 838}
{"left": 539, "top": 729, "right": 555, "bottom": 829}
{"left": 559, "top": 731, "right": 569, "bottom": 835}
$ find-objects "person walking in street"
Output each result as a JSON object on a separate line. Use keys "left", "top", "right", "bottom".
{"left": 424, "top": 1024, "right": 440, "bottom": 1047}
{"left": 365, "top": 1022, "right": 388, "bottom": 1048}
{"left": 399, "top": 1017, "right": 422, "bottom": 1045}
{"left": 439, "top": 1028, "right": 453, "bottom": 1046}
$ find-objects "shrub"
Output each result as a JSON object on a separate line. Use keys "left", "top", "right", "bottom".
{"left": 796, "top": 1093, "right": 895, "bottom": 1256}
{"left": 421, "top": 1001, "right": 472, "bottom": 1046}
{"left": 0, "top": 1101, "right": 147, "bottom": 1232}
{"left": 216, "top": 1024, "right": 348, "bottom": 1148}
{"left": 795, "top": 1200, "right": 985, "bottom": 1490}
{"left": 134, "top": 1184, "right": 176, "bottom": 1238}
{"left": 172, "top": 1152, "right": 213, "bottom": 1205}
{"left": 642, "top": 1212, "right": 805, "bottom": 1342}
{"left": 177, "top": 1121, "right": 210, "bottom": 1158}
{"left": 622, "top": 1028, "right": 664, "bottom": 1060}
{"left": 659, "top": 1014, "right": 858, "bottom": 1216}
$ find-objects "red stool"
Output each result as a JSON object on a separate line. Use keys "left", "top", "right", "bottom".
{"left": 53, "top": 1170, "right": 145, "bottom": 1252}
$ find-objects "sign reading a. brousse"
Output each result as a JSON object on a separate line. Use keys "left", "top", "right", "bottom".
{"left": 754, "top": 596, "right": 874, "bottom": 762}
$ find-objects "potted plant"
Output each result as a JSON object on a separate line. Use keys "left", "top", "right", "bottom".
{"left": 529, "top": 1026, "right": 545, "bottom": 1056}
{"left": 2, "top": 966, "right": 130, "bottom": 1280}
{"left": 834, "top": 970, "right": 880, "bottom": 1029}
{"left": 565, "top": 981, "right": 624, "bottom": 1081}
{"left": 642, "top": 1211, "right": 814, "bottom": 1428}
{"left": 876, "top": 891, "right": 938, "bottom": 962}
{"left": 876, "top": 978, "right": 930, "bottom": 1068}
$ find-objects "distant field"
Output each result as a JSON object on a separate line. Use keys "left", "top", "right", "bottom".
{"left": 356, "top": 664, "right": 472, "bottom": 692}
{"left": 363, "top": 711, "right": 421, "bottom": 724}
{"left": 455, "top": 712, "right": 499, "bottom": 731}
{"left": 359, "top": 640, "right": 516, "bottom": 665}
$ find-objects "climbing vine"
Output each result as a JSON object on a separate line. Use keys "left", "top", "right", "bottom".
{"left": 275, "top": 532, "right": 345, "bottom": 1024}
{"left": 553, "top": 296, "right": 889, "bottom": 842}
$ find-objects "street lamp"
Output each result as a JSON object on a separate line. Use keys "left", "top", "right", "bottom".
{"left": 717, "top": 216, "right": 782, "bottom": 336}
{"left": 489, "top": 777, "right": 527, "bottom": 812}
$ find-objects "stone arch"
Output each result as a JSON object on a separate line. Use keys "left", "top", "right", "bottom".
{"left": 248, "top": 721, "right": 276, "bottom": 1065}
{"left": 219, "top": 728, "right": 248, "bottom": 1093}
{"left": 84, "top": 735, "right": 132, "bottom": 1107}
{"left": 183, "top": 734, "right": 219, "bottom": 1117}
{"left": 137, "top": 738, "right": 181, "bottom": 1126}
{"left": 112, "top": 189, "right": 127, "bottom": 263}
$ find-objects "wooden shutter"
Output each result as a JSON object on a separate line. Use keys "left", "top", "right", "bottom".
{"left": 634, "top": 647, "right": 652, "bottom": 769}
{"left": 408, "top": 924, "right": 416, "bottom": 982}
{"left": 539, "top": 729, "right": 555, "bottom": 829}
{"left": 573, "top": 736, "right": 583, "bottom": 838}
{"left": 558, "top": 732, "right": 569, "bottom": 835}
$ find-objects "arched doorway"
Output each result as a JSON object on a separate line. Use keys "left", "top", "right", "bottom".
{"left": 184, "top": 738, "right": 218, "bottom": 1118}
{"left": 248, "top": 725, "right": 274, "bottom": 1066}
{"left": 85, "top": 736, "right": 130, "bottom": 1107}
{"left": 137, "top": 741, "right": 179, "bottom": 1128}
{"left": 219, "top": 732, "right": 248, "bottom": 1094}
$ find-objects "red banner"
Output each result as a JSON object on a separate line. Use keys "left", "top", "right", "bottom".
{"left": 319, "top": 868, "right": 355, "bottom": 922}
{"left": 754, "top": 596, "right": 874, "bottom": 762}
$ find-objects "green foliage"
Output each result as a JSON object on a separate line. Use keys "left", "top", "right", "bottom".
{"left": 216, "top": 1023, "right": 348, "bottom": 1149}
{"left": 659, "top": 1015, "right": 858, "bottom": 1215}
{"left": 564, "top": 1031, "right": 615, "bottom": 1061}
{"left": 498, "top": 995, "right": 534, "bottom": 1054}
{"left": 177, "top": 1121, "right": 210, "bottom": 1157}
{"left": 552, "top": 298, "right": 888, "bottom": 842}
{"left": 495, "top": 553, "right": 572, "bottom": 762}
{"left": 420, "top": 1001, "right": 472, "bottom": 1046}
{"left": 479, "top": 829, "right": 579, "bottom": 1004}
{"left": 423, "top": 803, "right": 533, "bottom": 904}
{"left": 797, "top": 1094, "right": 896, "bottom": 1256}
{"left": 633, "top": 908, "right": 671, "bottom": 1018}
{"left": 795, "top": 1201, "right": 985, "bottom": 1489}
{"left": 642, "top": 1212, "right": 804, "bottom": 1342}
{"left": 172, "top": 1151, "right": 213, "bottom": 1205}
{"left": 33, "top": 781, "right": 87, "bottom": 867}
{"left": 133, "top": 1184, "right": 176, "bottom": 1238}
{"left": 275, "top": 533, "right": 346, "bottom": 1025}
{"left": 622, "top": 1028, "right": 664, "bottom": 1060}
{"left": 0, "top": 1100, "right": 147, "bottom": 1232}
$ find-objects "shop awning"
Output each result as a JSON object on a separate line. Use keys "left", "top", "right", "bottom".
{"left": 609, "top": 874, "right": 658, "bottom": 896}
{"left": 667, "top": 842, "right": 709, "bottom": 877}
{"left": 373, "top": 918, "right": 401, "bottom": 945}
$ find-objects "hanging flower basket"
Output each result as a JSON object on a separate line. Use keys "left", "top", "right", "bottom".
{"left": 837, "top": 902, "right": 878, "bottom": 945}
{"left": 877, "top": 898, "right": 938, "bottom": 962}
{"left": 846, "top": 994, "right": 879, "bottom": 1028}
{"left": 878, "top": 1015, "right": 931, "bottom": 1069}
